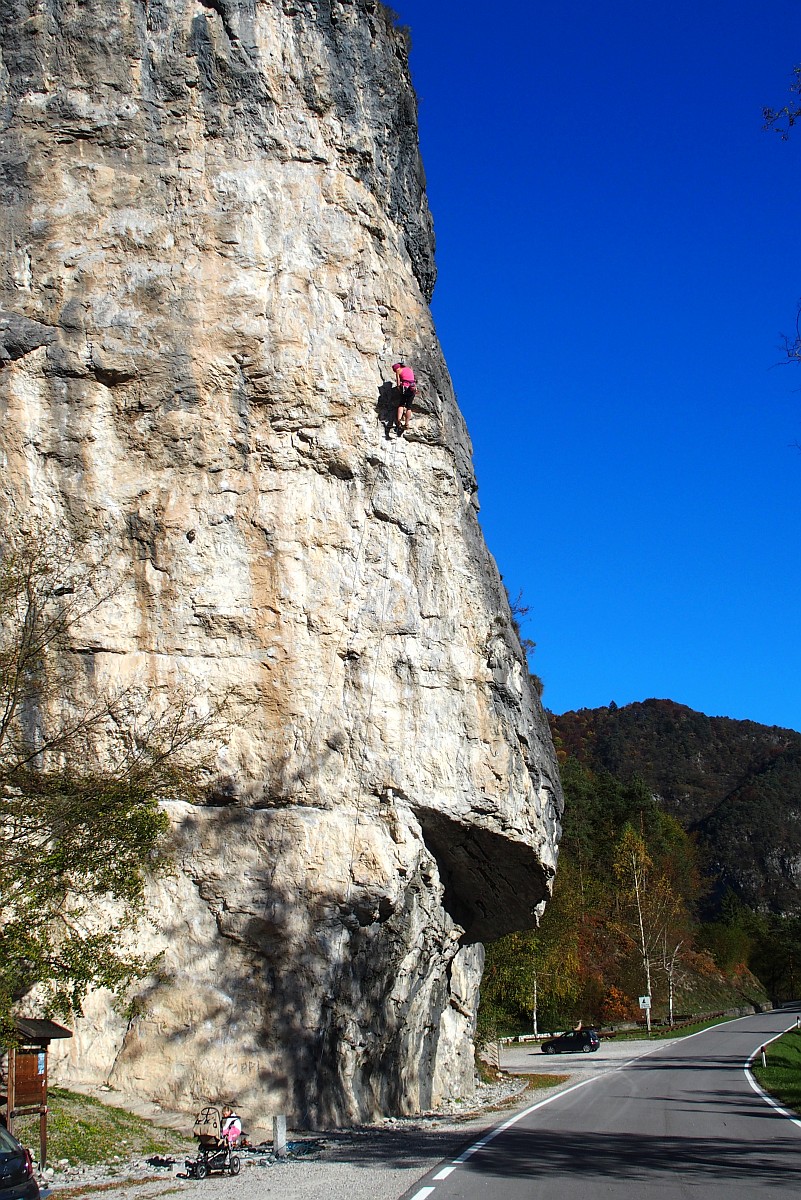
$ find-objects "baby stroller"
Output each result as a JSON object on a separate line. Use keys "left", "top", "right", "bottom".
{"left": 185, "top": 1106, "right": 241, "bottom": 1178}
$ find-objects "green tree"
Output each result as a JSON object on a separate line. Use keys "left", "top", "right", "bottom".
{"left": 748, "top": 915, "right": 801, "bottom": 1002}
{"left": 0, "top": 521, "right": 221, "bottom": 1038}
{"left": 479, "top": 923, "right": 582, "bottom": 1041}
{"left": 697, "top": 921, "right": 752, "bottom": 974}
{"left": 478, "top": 757, "right": 706, "bottom": 1034}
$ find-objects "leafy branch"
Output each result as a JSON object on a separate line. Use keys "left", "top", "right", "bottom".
{"left": 0, "top": 516, "right": 230, "bottom": 1037}
{"left": 763, "top": 64, "right": 801, "bottom": 139}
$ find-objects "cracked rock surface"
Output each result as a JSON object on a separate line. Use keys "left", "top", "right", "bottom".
{"left": 0, "top": 0, "right": 562, "bottom": 1125}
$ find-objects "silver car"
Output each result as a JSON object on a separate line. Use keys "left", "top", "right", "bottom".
{"left": 0, "top": 1126, "right": 39, "bottom": 1200}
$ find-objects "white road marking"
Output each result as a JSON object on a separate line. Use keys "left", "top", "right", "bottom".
{"left": 442, "top": 1042, "right": 665, "bottom": 1179}
{"left": 416, "top": 1023, "right": 801, "bottom": 1198}
{"left": 743, "top": 1021, "right": 801, "bottom": 1131}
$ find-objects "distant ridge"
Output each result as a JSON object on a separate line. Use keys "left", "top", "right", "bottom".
{"left": 549, "top": 699, "right": 801, "bottom": 916}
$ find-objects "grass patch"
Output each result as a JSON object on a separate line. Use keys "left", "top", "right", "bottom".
{"left": 752, "top": 1028, "right": 801, "bottom": 1116}
{"left": 516, "top": 1073, "right": 570, "bottom": 1090}
{"left": 54, "top": 1178, "right": 177, "bottom": 1199}
{"left": 475, "top": 1055, "right": 501, "bottom": 1085}
{"left": 13, "top": 1088, "right": 194, "bottom": 1166}
{"left": 608, "top": 1014, "right": 739, "bottom": 1041}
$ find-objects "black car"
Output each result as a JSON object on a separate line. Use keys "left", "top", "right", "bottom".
{"left": 541, "top": 1028, "right": 600, "bottom": 1054}
{"left": 0, "top": 1126, "right": 39, "bottom": 1200}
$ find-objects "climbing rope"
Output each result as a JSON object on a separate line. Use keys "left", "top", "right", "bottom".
{"left": 288, "top": 453, "right": 389, "bottom": 802}
{"left": 301, "top": 430, "right": 402, "bottom": 1124}
{"left": 262, "top": 413, "right": 400, "bottom": 899}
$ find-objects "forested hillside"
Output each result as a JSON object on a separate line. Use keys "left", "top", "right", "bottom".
{"left": 550, "top": 700, "right": 801, "bottom": 915}
{"left": 479, "top": 701, "right": 801, "bottom": 1036}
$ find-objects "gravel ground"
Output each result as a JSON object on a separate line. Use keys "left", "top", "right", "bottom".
{"left": 38, "top": 1040, "right": 657, "bottom": 1200}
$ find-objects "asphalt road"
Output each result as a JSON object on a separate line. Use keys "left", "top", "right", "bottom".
{"left": 400, "top": 1008, "right": 801, "bottom": 1200}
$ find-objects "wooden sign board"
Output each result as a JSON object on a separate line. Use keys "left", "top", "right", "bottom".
{"left": 2, "top": 1020, "right": 71, "bottom": 1167}
{"left": 14, "top": 1048, "right": 47, "bottom": 1108}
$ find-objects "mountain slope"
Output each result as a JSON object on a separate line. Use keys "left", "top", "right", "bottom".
{"left": 550, "top": 699, "right": 801, "bottom": 915}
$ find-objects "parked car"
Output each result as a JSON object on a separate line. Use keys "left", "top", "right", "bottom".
{"left": 541, "top": 1028, "right": 600, "bottom": 1054}
{"left": 0, "top": 1125, "right": 39, "bottom": 1200}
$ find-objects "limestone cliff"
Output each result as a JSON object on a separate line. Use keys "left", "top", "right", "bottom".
{"left": 0, "top": 0, "right": 562, "bottom": 1125}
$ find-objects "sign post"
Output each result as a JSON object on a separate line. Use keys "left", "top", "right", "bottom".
{"left": 2, "top": 1019, "right": 72, "bottom": 1167}
{"left": 639, "top": 995, "right": 652, "bottom": 1035}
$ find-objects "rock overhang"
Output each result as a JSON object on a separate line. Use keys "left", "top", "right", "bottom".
{"left": 413, "top": 805, "right": 556, "bottom": 943}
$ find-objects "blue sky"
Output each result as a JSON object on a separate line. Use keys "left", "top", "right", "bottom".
{"left": 394, "top": 0, "right": 801, "bottom": 731}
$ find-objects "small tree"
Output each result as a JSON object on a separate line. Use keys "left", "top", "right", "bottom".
{"left": 660, "top": 936, "right": 683, "bottom": 1027}
{"left": 613, "top": 829, "right": 654, "bottom": 1029}
{"left": 0, "top": 519, "right": 221, "bottom": 1037}
{"left": 479, "top": 851, "right": 588, "bottom": 1038}
{"left": 612, "top": 827, "right": 686, "bottom": 1031}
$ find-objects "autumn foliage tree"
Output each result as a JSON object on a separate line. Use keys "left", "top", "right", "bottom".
{"left": 478, "top": 758, "right": 704, "bottom": 1036}
{"left": 600, "top": 986, "right": 638, "bottom": 1024}
{"left": 612, "top": 826, "right": 691, "bottom": 1027}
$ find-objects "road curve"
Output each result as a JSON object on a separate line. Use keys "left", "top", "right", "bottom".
{"left": 401, "top": 1008, "right": 801, "bottom": 1200}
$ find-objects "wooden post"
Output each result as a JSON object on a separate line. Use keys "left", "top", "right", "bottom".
{"left": 40, "top": 1049, "right": 48, "bottom": 1168}
{"left": 6, "top": 1048, "right": 15, "bottom": 1136}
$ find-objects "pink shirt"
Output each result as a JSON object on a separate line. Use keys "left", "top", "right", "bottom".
{"left": 392, "top": 364, "right": 415, "bottom": 387}
{"left": 222, "top": 1116, "right": 241, "bottom": 1145}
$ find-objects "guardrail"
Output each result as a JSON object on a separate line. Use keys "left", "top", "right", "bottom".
{"left": 496, "top": 1005, "right": 768, "bottom": 1046}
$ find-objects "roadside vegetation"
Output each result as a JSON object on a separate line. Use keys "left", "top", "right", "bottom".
{"left": 509, "top": 1073, "right": 570, "bottom": 1094}
{"left": 13, "top": 1088, "right": 193, "bottom": 1166}
{"left": 607, "top": 1014, "right": 740, "bottom": 1042}
{"left": 478, "top": 755, "right": 769, "bottom": 1042}
{"left": 752, "top": 1027, "right": 801, "bottom": 1116}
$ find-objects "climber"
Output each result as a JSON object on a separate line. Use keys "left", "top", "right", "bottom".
{"left": 390, "top": 361, "right": 417, "bottom": 436}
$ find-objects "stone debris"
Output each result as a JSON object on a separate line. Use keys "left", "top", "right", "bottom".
{"left": 35, "top": 1076, "right": 531, "bottom": 1192}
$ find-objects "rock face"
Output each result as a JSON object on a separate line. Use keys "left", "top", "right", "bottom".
{"left": 0, "top": 0, "right": 562, "bottom": 1125}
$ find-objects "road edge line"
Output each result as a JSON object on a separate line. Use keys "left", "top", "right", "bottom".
{"left": 424, "top": 1040, "right": 669, "bottom": 1185}
{"left": 743, "top": 1021, "right": 801, "bottom": 1130}
{"left": 405, "top": 1022, "right": 793, "bottom": 1200}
